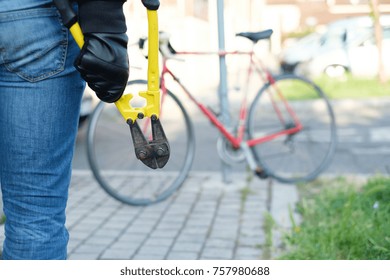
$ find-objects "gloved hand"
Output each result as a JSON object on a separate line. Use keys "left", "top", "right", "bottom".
{"left": 75, "top": 0, "right": 129, "bottom": 103}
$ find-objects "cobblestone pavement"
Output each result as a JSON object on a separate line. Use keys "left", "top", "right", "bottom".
{"left": 65, "top": 171, "right": 294, "bottom": 260}
{"left": 1, "top": 97, "right": 388, "bottom": 259}
{"left": 0, "top": 171, "right": 299, "bottom": 260}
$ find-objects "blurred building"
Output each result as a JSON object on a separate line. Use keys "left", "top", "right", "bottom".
{"left": 266, "top": 0, "right": 390, "bottom": 30}
{"left": 125, "top": 0, "right": 390, "bottom": 53}
{"left": 128, "top": 1, "right": 390, "bottom": 28}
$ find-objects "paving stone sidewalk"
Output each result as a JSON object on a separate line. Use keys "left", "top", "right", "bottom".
{"left": 0, "top": 171, "right": 299, "bottom": 260}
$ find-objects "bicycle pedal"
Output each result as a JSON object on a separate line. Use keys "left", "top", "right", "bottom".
{"left": 255, "top": 167, "right": 268, "bottom": 179}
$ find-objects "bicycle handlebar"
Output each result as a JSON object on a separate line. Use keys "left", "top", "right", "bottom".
{"left": 138, "top": 32, "right": 178, "bottom": 60}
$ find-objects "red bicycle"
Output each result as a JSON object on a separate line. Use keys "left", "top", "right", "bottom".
{"left": 86, "top": 30, "right": 337, "bottom": 206}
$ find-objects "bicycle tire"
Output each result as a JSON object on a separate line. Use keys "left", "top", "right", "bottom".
{"left": 247, "top": 74, "right": 337, "bottom": 183}
{"left": 86, "top": 80, "right": 195, "bottom": 206}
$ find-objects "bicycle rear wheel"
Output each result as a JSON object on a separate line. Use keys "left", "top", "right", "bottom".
{"left": 87, "top": 80, "right": 195, "bottom": 205}
{"left": 248, "top": 74, "right": 337, "bottom": 183}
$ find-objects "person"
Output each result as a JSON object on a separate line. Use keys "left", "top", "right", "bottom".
{"left": 0, "top": 0, "right": 128, "bottom": 259}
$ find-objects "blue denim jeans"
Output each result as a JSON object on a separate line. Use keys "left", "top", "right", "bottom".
{"left": 0, "top": 4, "right": 84, "bottom": 259}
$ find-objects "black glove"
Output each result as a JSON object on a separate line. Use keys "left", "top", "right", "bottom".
{"left": 75, "top": 0, "right": 129, "bottom": 103}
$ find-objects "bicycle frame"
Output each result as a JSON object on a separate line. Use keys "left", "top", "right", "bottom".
{"left": 159, "top": 48, "right": 303, "bottom": 150}
{"left": 85, "top": 31, "right": 336, "bottom": 205}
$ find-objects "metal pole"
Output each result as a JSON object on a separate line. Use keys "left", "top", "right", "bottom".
{"left": 216, "top": 0, "right": 232, "bottom": 183}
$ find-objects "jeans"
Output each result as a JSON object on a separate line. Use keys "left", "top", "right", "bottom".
{"left": 0, "top": 0, "right": 53, "bottom": 13}
{"left": 0, "top": 4, "right": 84, "bottom": 259}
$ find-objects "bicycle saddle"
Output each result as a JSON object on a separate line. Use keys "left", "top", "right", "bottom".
{"left": 236, "top": 29, "right": 273, "bottom": 43}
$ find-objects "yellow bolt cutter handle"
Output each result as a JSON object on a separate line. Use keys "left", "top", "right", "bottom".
{"left": 55, "top": 3, "right": 160, "bottom": 122}
{"left": 69, "top": 23, "right": 84, "bottom": 49}
{"left": 115, "top": 9, "right": 161, "bottom": 122}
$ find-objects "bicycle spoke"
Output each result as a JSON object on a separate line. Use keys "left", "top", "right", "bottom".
{"left": 248, "top": 74, "right": 336, "bottom": 183}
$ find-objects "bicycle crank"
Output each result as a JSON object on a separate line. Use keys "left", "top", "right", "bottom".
{"left": 216, "top": 136, "right": 245, "bottom": 165}
{"left": 127, "top": 115, "right": 170, "bottom": 169}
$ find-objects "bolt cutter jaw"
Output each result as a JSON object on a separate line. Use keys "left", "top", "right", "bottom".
{"left": 150, "top": 115, "right": 170, "bottom": 168}
{"left": 127, "top": 116, "right": 170, "bottom": 169}
{"left": 116, "top": 8, "right": 170, "bottom": 169}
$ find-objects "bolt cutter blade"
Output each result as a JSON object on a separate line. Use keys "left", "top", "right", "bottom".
{"left": 127, "top": 119, "right": 158, "bottom": 169}
{"left": 127, "top": 117, "right": 170, "bottom": 170}
{"left": 150, "top": 116, "right": 170, "bottom": 168}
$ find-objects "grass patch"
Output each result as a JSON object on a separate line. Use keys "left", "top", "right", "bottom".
{"left": 262, "top": 212, "right": 276, "bottom": 259}
{"left": 239, "top": 167, "right": 256, "bottom": 212}
{"left": 315, "top": 75, "right": 390, "bottom": 99}
{"left": 240, "top": 186, "right": 253, "bottom": 205}
{"left": 281, "top": 74, "right": 390, "bottom": 100}
{"left": 280, "top": 176, "right": 390, "bottom": 260}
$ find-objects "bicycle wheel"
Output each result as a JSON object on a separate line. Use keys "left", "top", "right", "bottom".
{"left": 247, "top": 74, "right": 337, "bottom": 183}
{"left": 87, "top": 80, "right": 195, "bottom": 206}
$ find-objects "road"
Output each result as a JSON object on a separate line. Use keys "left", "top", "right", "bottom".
{"left": 327, "top": 98, "right": 390, "bottom": 175}
{"left": 72, "top": 97, "right": 390, "bottom": 177}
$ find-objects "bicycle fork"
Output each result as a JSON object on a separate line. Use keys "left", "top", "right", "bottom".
{"left": 54, "top": 0, "right": 170, "bottom": 169}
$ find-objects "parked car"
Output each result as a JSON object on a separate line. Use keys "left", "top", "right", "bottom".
{"left": 297, "top": 26, "right": 390, "bottom": 78}
{"left": 280, "top": 15, "right": 390, "bottom": 78}
{"left": 280, "top": 32, "right": 322, "bottom": 73}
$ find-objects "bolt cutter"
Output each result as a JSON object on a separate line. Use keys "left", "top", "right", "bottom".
{"left": 53, "top": 0, "right": 169, "bottom": 169}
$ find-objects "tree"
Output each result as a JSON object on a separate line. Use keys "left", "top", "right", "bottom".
{"left": 370, "top": 0, "right": 387, "bottom": 83}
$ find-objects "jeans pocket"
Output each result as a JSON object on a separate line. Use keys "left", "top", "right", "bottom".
{"left": 0, "top": 7, "right": 68, "bottom": 82}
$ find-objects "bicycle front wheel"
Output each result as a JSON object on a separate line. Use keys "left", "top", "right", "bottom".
{"left": 87, "top": 80, "right": 195, "bottom": 206}
{"left": 248, "top": 74, "right": 337, "bottom": 183}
